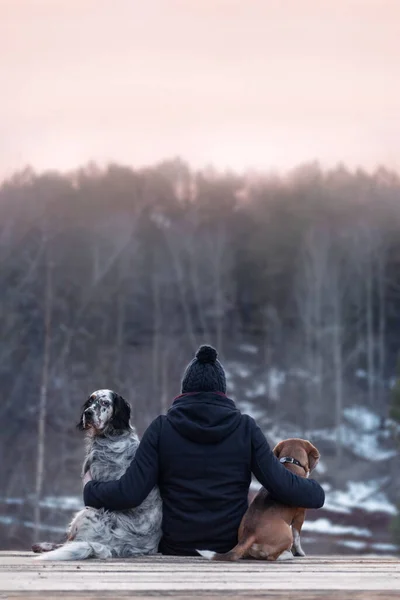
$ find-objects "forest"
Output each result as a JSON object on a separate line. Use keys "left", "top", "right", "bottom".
{"left": 1, "top": 159, "right": 400, "bottom": 549}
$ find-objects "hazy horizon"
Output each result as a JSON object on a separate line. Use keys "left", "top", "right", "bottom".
{"left": 1, "top": 0, "right": 399, "bottom": 178}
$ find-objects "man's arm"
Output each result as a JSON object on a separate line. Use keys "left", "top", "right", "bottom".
{"left": 250, "top": 420, "right": 325, "bottom": 509}
{"left": 83, "top": 416, "right": 162, "bottom": 510}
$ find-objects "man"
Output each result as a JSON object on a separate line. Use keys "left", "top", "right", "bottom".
{"left": 83, "top": 345, "right": 325, "bottom": 555}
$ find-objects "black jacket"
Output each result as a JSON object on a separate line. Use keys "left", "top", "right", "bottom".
{"left": 84, "top": 392, "right": 325, "bottom": 555}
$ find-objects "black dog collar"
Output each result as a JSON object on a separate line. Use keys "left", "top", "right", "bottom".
{"left": 280, "top": 456, "right": 307, "bottom": 471}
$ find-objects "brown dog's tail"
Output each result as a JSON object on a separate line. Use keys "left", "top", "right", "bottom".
{"left": 197, "top": 536, "right": 256, "bottom": 562}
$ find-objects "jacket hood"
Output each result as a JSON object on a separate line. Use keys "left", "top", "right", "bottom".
{"left": 166, "top": 392, "right": 241, "bottom": 444}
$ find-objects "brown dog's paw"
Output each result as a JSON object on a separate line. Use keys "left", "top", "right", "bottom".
{"left": 291, "top": 546, "right": 306, "bottom": 557}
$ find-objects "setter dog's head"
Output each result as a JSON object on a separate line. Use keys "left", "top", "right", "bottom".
{"left": 77, "top": 389, "right": 131, "bottom": 435}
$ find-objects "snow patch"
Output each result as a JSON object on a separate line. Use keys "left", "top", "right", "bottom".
{"left": 267, "top": 368, "right": 286, "bottom": 401}
{"left": 239, "top": 344, "right": 258, "bottom": 355}
{"left": 0, "top": 515, "right": 65, "bottom": 533}
{"left": 266, "top": 424, "right": 303, "bottom": 445}
{"left": 236, "top": 365, "right": 251, "bottom": 378}
{"left": 372, "top": 543, "right": 398, "bottom": 552}
{"left": 288, "top": 368, "right": 320, "bottom": 384}
{"left": 312, "top": 424, "right": 396, "bottom": 461}
{"left": 224, "top": 368, "right": 235, "bottom": 391}
{"left": 315, "top": 460, "right": 327, "bottom": 474}
{"left": 340, "top": 407, "right": 395, "bottom": 460}
{"left": 356, "top": 369, "right": 367, "bottom": 379}
{"left": 245, "top": 383, "right": 267, "bottom": 399}
{"left": 338, "top": 540, "right": 367, "bottom": 550}
{"left": 324, "top": 480, "right": 397, "bottom": 515}
{"left": 238, "top": 401, "right": 265, "bottom": 421}
{"left": 302, "top": 518, "right": 371, "bottom": 538}
{"left": 344, "top": 406, "right": 381, "bottom": 432}
{"left": 0, "top": 497, "right": 24, "bottom": 506}
{"left": 40, "top": 496, "right": 83, "bottom": 511}
{"left": 251, "top": 479, "right": 396, "bottom": 518}
{"left": 226, "top": 361, "right": 252, "bottom": 379}
{"left": 0, "top": 495, "right": 82, "bottom": 511}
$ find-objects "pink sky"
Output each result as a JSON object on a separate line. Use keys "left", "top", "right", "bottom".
{"left": 0, "top": 0, "right": 399, "bottom": 177}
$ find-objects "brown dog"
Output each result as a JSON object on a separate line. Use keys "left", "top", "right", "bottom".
{"left": 198, "top": 438, "right": 320, "bottom": 562}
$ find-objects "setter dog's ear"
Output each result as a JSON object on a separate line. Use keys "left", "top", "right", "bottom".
{"left": 76, "top": 412, "right": 85, "bottom": 431}
{"left": 273, "top": 440, "right": 286, "bottom": 458}
{"left": 111, "top": 394, "right": 131, "bottom": 431}
{"left": 76, "top": 397, "right": 92, "bottom": 430}
{"left": 305, "top": 441, "right": 320, "bottom": 472}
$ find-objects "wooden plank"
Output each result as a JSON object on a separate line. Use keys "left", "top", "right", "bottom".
{"left": 0, "top": 552, "right": 399, "bottom": 599}
{"left": 0, "top": 591, "right": 399, "bottom": 600}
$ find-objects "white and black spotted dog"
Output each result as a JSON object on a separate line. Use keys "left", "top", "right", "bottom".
{"left": 32, "top": 389, "right": 162, "bottom": 561}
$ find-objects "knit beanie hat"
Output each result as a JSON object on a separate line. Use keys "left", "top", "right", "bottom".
{"left": 181, "top": 345, "right": 227, "bottom": 394}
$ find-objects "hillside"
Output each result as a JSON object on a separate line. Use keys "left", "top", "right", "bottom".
{"left": 1, "top": 348, "right": 398, "bottom": 555}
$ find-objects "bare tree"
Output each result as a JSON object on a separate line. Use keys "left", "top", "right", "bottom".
{"left": 324, "top": 239, "right": 348, "bottom": 463}
{"left": 350, "top": 224, "right": 387, "bottom": 412}
{"left": 33, "top": 233, "right": 53, "bottom": 541}
{"left": 294, "top": 228, "right": 329, "bottom": 436}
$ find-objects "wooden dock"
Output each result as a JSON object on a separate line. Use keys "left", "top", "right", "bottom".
{"left": 1, "top": 552, "right": 400, "bottom": 599}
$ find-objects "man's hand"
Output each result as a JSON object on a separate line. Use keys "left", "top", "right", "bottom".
{"left": 82, "top": 470, "right": 92, "bottom": 487}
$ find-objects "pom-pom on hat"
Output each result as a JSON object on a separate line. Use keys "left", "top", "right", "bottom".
{"left": 181, "top": 345, "right": 227, "bottom": 394}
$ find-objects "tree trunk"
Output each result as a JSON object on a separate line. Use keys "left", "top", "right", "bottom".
{"left": 115, "top": 256, "right": 126, "bottom": 384}
{"left": 333, "top": 302, "right": 343, "bottom": 463}
{"left": 365, "top": 256, "right": 375, "bottom": 406}
{"left": 152, "top": 251, "right": 162, "bottom": 404}
{"left": 214, "top": 231, "right": 225, "bottom": 353}
{"left": 33, "top": 238, "right": 53, "bottom": 541}
{"left": 377, "top": 250, "right": 386, "bottom": 414}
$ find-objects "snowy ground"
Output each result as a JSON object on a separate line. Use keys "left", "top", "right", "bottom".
{"left": 1, "top": 357, "right": 398, "bottom": 554}
{"left": 1, "top": 476, "right": 397, "bottom": 554}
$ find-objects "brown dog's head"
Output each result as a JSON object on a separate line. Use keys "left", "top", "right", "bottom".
{"left": 273, "top": 438, "right": 320, "bottom": 478}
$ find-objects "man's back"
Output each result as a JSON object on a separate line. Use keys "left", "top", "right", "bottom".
{"left": 159, "top": 391, "right": 252, "bottom": 555}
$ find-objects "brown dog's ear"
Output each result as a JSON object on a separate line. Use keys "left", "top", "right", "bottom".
{"left": 306, "top": 442, "right": 320, "bottom": 471}
{"left": 273, "top": 440, "right": 286, "bottom": 458}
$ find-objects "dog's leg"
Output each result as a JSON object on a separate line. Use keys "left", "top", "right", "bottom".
{"left": 32, "top": 532, "right": 69, "bottom": 554}
{"left": 32, "top": 542, "right": 63, "bottom": 554}
{"left": 33, "top": 507, "right": 93, "bottom": 555}
{"left": 291, "top": 513, "right": 306, "bottom": 557}
{"left": 254, "top": 527, "right": 293, "bottom": 562}
{"left": 276, "top": 550, "right": 295, "bottom": 561}
{"left": 292, "top": 528, "right": 306, "bottom": 557}
{"left": 267, "top": 535, "right": 293, "bottom": 561}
